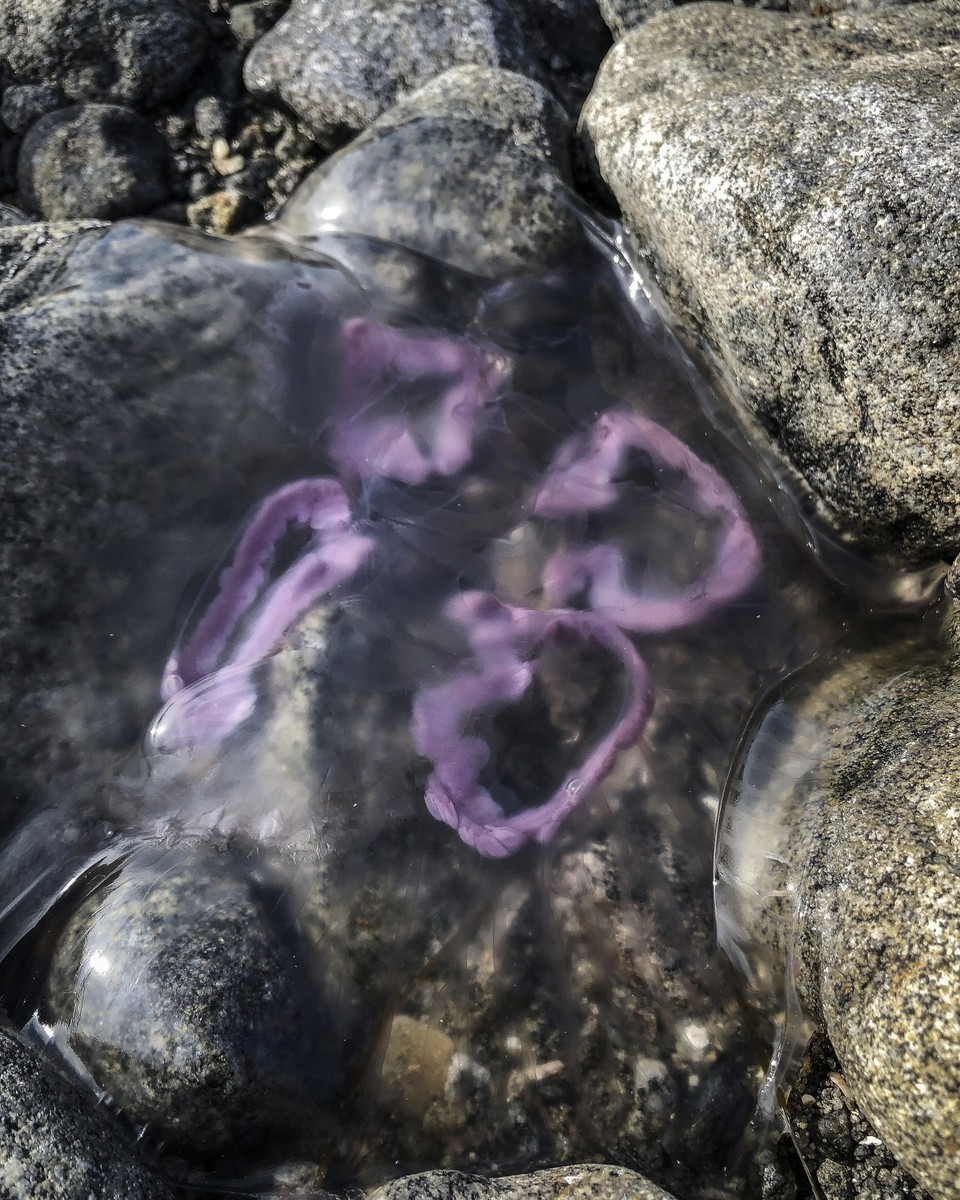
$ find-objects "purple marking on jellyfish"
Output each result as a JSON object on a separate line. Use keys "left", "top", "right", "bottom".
{"left": 159, "top": 478, "right": 374, "bottom": 749}
{"left": 412, "top": 592, "right": 653, "bottom": 858}
{"left": 330, "top": 317, "right": 510, "bottom": 485}
{"left": 531, "top": 409, "right": 760, "bottom": 632}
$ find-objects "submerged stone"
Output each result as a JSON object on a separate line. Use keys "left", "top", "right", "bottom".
{"left": 582, "top": 0, "right": 960, "bottom": 565}
{"left": 45, "top": 842, "right": 355, "bottom": 1167}
{"left": 275, "top": 66, "right": 580, "bottom": 276}
{"left": 0, "top": 1025, "right": 175, "bottom": 1200}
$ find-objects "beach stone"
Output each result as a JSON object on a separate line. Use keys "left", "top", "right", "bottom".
{"left": 715, "top": 611, "right": 960, "bottom": 1200}
{"left": 0, "top": 0, "right": 207, "bottom": 109}
{"left": 597, "top": 0, "right": 918, "bottom": 39}
{"left": 45, "top": 842, "right": 352, "bottom": 1165}
{"left": 582, "top": 1, "right": 960, "bottom": 564}
{"left": 18, "top": 104, "right": 171, "bottom": 220}
{"left": 278, "top": 66, "right": 581, "bottom": 275}
{"left": 0, "top": 1024, "right": 175, "bottom": 1200}
{"left": 243, "top": 0, "right": 534, "bottom": 148}
{"left": 368, "top": 1165, "right": 678, "bottom": 1200}
{"left": 0, "top": 84, "right": 64, "bottom": 135}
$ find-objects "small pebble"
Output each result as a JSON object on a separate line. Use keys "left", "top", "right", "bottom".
{"left": 187, "top": 189, "right": 256, "bottom": 234}
{"left": 194, "top": 95, "right": 231, "bottom": 142}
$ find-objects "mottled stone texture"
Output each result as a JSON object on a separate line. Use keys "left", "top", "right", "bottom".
{"left": 244, "top": 0, "right": 534, "bottom": 148}
{"left": 0, "top": 1025, "right": 174, "bottom": 1200}
{"left": 368, "top": 1165, "right": 678, "bottom": 1200}
{"left": 582, "top": 1, "right": 960, "bottom": 564}
{"left": 722, "top": 617, "right": 960, "bottom": 1200}
{"left": 278, "top": 66, "right": 582, "bottom": 275}
{"left": 0, "top": 0, "right": 207, "bottom": 109}
{"left": 597, "top": 0, "right": 914, "bottom": 39}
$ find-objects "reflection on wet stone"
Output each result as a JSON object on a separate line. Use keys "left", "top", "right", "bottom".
{"left": 0, "top": 189, "right": 912, "bottom": 1200}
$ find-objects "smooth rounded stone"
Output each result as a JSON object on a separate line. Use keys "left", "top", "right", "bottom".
{"left": 45, "top": 842, "right": 352, "bottom": 1165}
{"left": 243, "top": 0, "right": 535, "bottom": 148}
{"left": 0, "top": 1025, "right": 175, "bottom": 1200}
{"left": 278, "top": 66, "right": 581, "bottom": 276}
{"left": 715, "top": 613, "right": 960, "bottom": 1200}
{"left": 0, "top": 0, "right": 207, "bottom": 109}
{"left": 0, "top": 84, "right": 64, "bottom": 135}
{"left": 582, "top": 1, "right": 960, "bottom": 564}
{"left": 18, "top": 104, "right": 171, "bottom": 220}
{"left": 367, "top": 1165, "right": 678, "bottom": 1200}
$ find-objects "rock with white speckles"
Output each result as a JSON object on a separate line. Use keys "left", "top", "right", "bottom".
{"left": 582, "top": 0, "right": 960, "bottom": 565}
{"left": 716, "top": 595, "right": 960, "bottom": 1200}
{"left": 243, "top": 0, "right": 536, "bottom": 148}
{"left": 367, "top": 1164, "right": 679, "bottom": 1200}
{"left": 277, "top": 66, "right": 583, "bottom": 276}
{"left": 0, "top": 1025, "right": 175, "bottom": 1200}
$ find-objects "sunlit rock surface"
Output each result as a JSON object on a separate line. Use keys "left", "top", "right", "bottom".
{"left": 716, "top": 600, "right": 960, "bottom": 1200}
{"left": 243, "top": 0, "right": 534, "bottom": 149}
{"left": 582, "top": 0, "right": 960, "bottom": 564}
{"left": 274, "top": 66, "right": 581, "bottom": 276}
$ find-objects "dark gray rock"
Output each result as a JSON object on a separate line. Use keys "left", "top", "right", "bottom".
{"left": 367, "top": 1165, "right": 678, "bottom": 1200}
{"left": 0, "top": 220, "right": 348, "bottom": 824}
{"left": 45, "top": 842, "right": 353, "bottom": 1165}
{"left": 18, "top": 104, "right": 171, "bottom": 220}
{"left": 0, "top": 0, "right": 208, "bottom": 109}
{"left": 516, "top": 0, "right": 612, "bottom": 113}
{"left": 0, "top": 84, "right": 64, "bottom": 135}
{"left": 243, "top": 0, "right": 535, "bottom": 147}
{"left": 277, "top": 66, "right": 581, "bottom": 275}
{"left": 0, "top": 1024, "right": 175, "bottom": 1200}
{"left": 193, "top": 95, "right": 232, "bottom": 143}
{"left": 582, "top": 0, "right": 960, "bottom": 564}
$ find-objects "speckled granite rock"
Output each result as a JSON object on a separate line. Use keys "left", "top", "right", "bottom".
{"left": 596, "top": 0, "right": 904, "bottom": 38}
{"left": 277, "top": 66, "right": 581, "bottom": 275}
{"left": 716, "top": 607, "right": 960, "bottom": 1200}
{"left": 244, "top": 0, "right": 534, "bottom": 148}
{"left": 367, "top": 1165, "right": 678, "bottom": 1200}
{"left": 0, "top": 221, "right": 342, "bottom": 822}
{"left": 0, "top": 0, "right": 207, "bottom": 109}
{"left": 582, "top": 0, "right": 960, "bottom": 564}
{"left": 0, "top": 1024, "right": 175, "bottom": 1199}
{"left": 18, "top": 104, "right": 171, "bottom": 220}
{"left": 45, "top": 842, "right": 353, "bottom": 1166}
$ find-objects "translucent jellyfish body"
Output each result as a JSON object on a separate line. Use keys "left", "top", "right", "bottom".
{"left": 715, "top": 620, "right": 960, "bottom": 1200}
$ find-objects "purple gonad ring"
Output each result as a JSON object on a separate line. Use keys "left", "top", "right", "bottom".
{"left": 158, "top": 478, "right": 374, "bottom": 749}
{"left": 329, "top": 317, "right": 511, "bottom": 486}
{"left": 411, "top": 592, "right": 654, "bottom": 858}
{"left": 531, "top": 409, "right": 761, "bottom": 633}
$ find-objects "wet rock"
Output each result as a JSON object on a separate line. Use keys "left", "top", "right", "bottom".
{"left": 0, "top": 221, "right": 339, "bottom": 820}
{"left": 187, "top": 188, "right": 257, "bottom": 234}
{"left": 715, "top": 612, "right": 960, "bottom": 1200}
{"left": 582, "top": 1, "right": 960, "bottom": 564}
{"left": 0, "top": 0, "right": 207, "bottom": 110}
{"left": 278, "top": 66, "right": 581, "bottom": 275}
{"left": 18, "top": 104, "right": 171, "bottom": 220}
{"left": 785, "top": 1030, "right": 933, "bottom": 1200}
{"left": 367, "top": 1164, "right": 678, "bottom": 1200}
{"left": 0, "top": 1024, "right": 175, "bottom": 1200}
{"left": 243, "top": 0, "right": 534, "bottom": 148}
{"left": 45, "top": 842, "right": 354, "bottom": 1165}
{"left": 0, "top": 84, "right": 64, "bottom": 135}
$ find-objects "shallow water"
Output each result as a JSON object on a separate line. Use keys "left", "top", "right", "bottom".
{"left": 0, "top": 204, "right": 931, "bottom": 1197}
